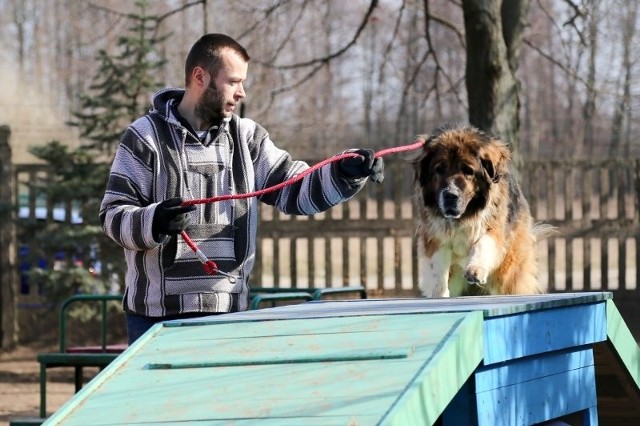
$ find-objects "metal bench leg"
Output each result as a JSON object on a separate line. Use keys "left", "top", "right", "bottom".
{"left": 39, "top": 362, "right": 47, "bottom": 418}
{"left": 74, "top": 366, "right": 83, "bottom": 392}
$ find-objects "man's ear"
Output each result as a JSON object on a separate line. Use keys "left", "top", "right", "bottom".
{"left": 479, "top": 140, "right": 510, "bottom": 183}
{"left": 192, "top": 66, "right": 208, "bottom": 87}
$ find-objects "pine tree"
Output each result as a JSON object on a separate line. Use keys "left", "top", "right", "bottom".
{"left": 69, "top": 0, "right": 169, "bottom": 156}
{"left": 24, "top": 0, "right": 170, "bottom": 301}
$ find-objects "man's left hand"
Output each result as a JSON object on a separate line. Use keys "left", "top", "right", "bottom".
{"left": 338, "top": 149, "right": 384, "bottom": 183}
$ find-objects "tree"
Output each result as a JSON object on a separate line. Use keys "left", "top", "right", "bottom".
{"left": 462, "top": 0, "right": 531, "bottom": 167}
{"left": 69, "top": 0, "right": 169, "bottom": 156}
{"left": 21, "top": 142, "right": 114, "bottom": 303}
{"left": 25, "top": 0, "right": 171, "bottom": 299}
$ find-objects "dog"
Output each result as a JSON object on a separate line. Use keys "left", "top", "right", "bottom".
{"left": 412, "top": 124, "right": 550, "bottom": 297}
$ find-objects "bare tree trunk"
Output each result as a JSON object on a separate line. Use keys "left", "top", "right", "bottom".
{"left": 363, "top": 16, "right": 377, "bottom": 146}
{"left": 582, "top": 0, "right": 598, "bottom": 157}
{"left": 10, "top": 0, "right": 28, "bottom": 72}
{"left": 462, "top": 0, "right": 530, "bottom": 169}
{"left": 0, "top": 126, "right": 18, "bottom": 350}
{"left": 610, "top": 0, "right": 637, "bottom": 158}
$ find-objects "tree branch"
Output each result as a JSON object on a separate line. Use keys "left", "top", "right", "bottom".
{"left": 259, "top": 0, "right": 379, "bottom": 70}
{"left": 88, "top": 0, "right": 204, "bottom": 23}
{"left": 523, "top": 37, "right": 589, "bottom": 87}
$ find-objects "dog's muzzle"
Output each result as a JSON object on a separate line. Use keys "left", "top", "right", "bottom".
{"left": 438, "top": 187, "right": 464, "bottom": 219}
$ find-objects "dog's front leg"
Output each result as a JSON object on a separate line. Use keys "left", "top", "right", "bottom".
{"left": 419, "top": 248, "right": 452, "bottom": 298}
{"left": 465, "top": 233, "right": 501, "bottom": 286}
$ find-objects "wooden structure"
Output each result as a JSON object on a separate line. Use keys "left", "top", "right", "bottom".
{"left": 42, "top": 292, "right": 640, "bottom": 425}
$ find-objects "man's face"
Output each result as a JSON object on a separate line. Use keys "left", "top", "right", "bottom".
{"left": 195, "top": 48, "right": 248, "bottom": 125}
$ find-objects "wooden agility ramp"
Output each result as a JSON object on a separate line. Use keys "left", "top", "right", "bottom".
{"left": 43, "top": 292, "right": 640, "bottom": 425}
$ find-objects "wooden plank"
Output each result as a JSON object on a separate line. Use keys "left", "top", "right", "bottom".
{"left": 309, "top": 237, "right": 315, "bottom": 286}
{"left": 585, "top": 237, "right": 593, "bottom": 291}
{"left": 566, "top": 236, "right": 574, "bottom": 291}
{"left": 548, "top": 162, "right": 556, "bottom": 221}
{"left": 482, "top": 301, "right": 607, "bottom": 364}
{"left": 475, "top": 348, "right": 594, "bottom": 392}
{"left": 619, "top": 237, "right": 627, "bottom": 290}
{"left": 475, "top": 364, "right": 597, "bottom": 426}
{"left": 565, "top": 166, "right": 573, "bottom": 221}
{"left": 548, "top": 236, "right": 557, "bottom": 291}
{"left": 376, "top": 234, "right": 383, "bottom": 291}
{"left": 325, "top": 235, "right": 332, "bottom": 287}
{"left": 289, "top": 237, "right": 297, "bottom": 287}
{"left": 360, "top": 236, "right": 367, "bottom": 289}
{"left": 273, "top": 234, "right": 280, "bottom": 285}
{"left": 394, "top": 236, "right": 402, "bottom": 292}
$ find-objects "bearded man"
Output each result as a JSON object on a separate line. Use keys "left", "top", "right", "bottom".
{"left": 99, "top": 33, "right": 384, "bottom": 343}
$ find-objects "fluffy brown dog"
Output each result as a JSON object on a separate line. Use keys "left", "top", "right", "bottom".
{"left": 412, "top": 124, "right": 549, "bottom": 297}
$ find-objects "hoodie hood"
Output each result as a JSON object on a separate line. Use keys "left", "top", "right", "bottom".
{"left": 151, "top": 88, "right": 185, "bottom": 124}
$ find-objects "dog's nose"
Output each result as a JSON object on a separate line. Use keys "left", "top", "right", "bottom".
{"left": 442, "top": 190, "right": 458, "bottom": 204}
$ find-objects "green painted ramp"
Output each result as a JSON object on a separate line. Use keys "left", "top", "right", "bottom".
{"left": 45, "top": 310, "right": 483, "bottom": 425}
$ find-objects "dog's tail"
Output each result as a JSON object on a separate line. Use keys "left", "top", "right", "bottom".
{"left": 532, "top": 222, "right": 559, "bottom": 243}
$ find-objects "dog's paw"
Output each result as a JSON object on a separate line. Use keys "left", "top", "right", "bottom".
{"left": 464, "top": 266, "right": 489, "bottom": 286}
{"left": 433, "top": 286, "right": 450, "bottom": 298}
{"left": 420, "top": 284, "right": 450, "bottom": 298}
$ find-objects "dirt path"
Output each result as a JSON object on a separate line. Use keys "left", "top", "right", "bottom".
{"left": 0, "top": 345, "right": 91, "bottom": 425}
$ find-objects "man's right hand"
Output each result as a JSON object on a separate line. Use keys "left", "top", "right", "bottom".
{"left": 152, "top": 197, "right": 196, "bottom": 237}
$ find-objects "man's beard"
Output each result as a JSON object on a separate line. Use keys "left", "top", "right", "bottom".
{"left": 194, "top": 82, "right": 226, "bottom": 128}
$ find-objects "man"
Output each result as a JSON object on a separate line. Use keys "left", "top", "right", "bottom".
{"left": 100, "top": 34, "right": 383, "bottom": 343}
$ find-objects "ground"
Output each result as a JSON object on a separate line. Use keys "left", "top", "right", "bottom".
{"left": 0, "top": 344, "right": 99, "bottom": 425}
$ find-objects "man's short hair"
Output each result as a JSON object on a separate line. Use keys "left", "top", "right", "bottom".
{"left": 185, "top": 33, "right": 250, "bottom": 85}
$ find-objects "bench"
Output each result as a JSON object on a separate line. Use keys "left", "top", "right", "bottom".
{"left": 311, "top": 286, "right": 368, "bottom": 300}
{"left": 249, "top": 285, "right": 367, "bottom": 310}
{"left": 36, "top": 293, "right": 126, "bottom": 419}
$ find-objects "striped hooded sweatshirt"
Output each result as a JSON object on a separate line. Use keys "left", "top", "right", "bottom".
{"left": 100, "top": 88, "right": 366, "bottom": 317}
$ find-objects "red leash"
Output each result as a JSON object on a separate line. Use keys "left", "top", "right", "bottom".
{"left": 181, "top": 139, "right": 425, "bottom": 277}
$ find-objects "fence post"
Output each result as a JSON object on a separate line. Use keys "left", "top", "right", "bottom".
{"left": 0, "top": 125, "right": 18, "bottom": 349}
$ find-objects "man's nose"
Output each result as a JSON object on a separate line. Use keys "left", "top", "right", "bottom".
{"left": 236, "top": 84, "right": 246, "bottom": 99}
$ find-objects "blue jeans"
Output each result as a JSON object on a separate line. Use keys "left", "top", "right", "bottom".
{"left": 126, "top": 312, "right": 219, "bottom": 344}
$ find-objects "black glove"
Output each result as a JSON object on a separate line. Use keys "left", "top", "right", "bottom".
{"left": 152, "top": 197, "right": 196, "bottom": 237}
{"left": 338, "top": 149, "right": 384, "bottom": 183}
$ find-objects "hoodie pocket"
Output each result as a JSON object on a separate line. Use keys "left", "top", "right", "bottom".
{"left": 162, "top": 223, "right": 243, "bottom": 294}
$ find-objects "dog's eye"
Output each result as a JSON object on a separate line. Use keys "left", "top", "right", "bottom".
{"left": 461, "top": 164, "right": 474, "bottom": 176}
{"left": 434, "top": 164, "right": 446, "bottom": 175}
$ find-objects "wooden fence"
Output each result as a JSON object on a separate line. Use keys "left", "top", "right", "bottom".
{"left": 14, "top": 158, "right": 640, "bottom": 337}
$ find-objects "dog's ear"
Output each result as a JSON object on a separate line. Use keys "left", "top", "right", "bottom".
{"left": 479, "top": 140, "right": 510, "bottom": 184}
{"left": 411, "top": 135, "right": 431, "bottom": 184}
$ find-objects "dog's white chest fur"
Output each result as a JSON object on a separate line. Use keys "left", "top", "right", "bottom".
{"left": 418, "top": 229, "right": 500, "bottom": 298}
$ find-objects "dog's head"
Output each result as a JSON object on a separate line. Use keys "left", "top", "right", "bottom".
{"left": 413, "top": 125, "right": 510, "bottom": 220}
